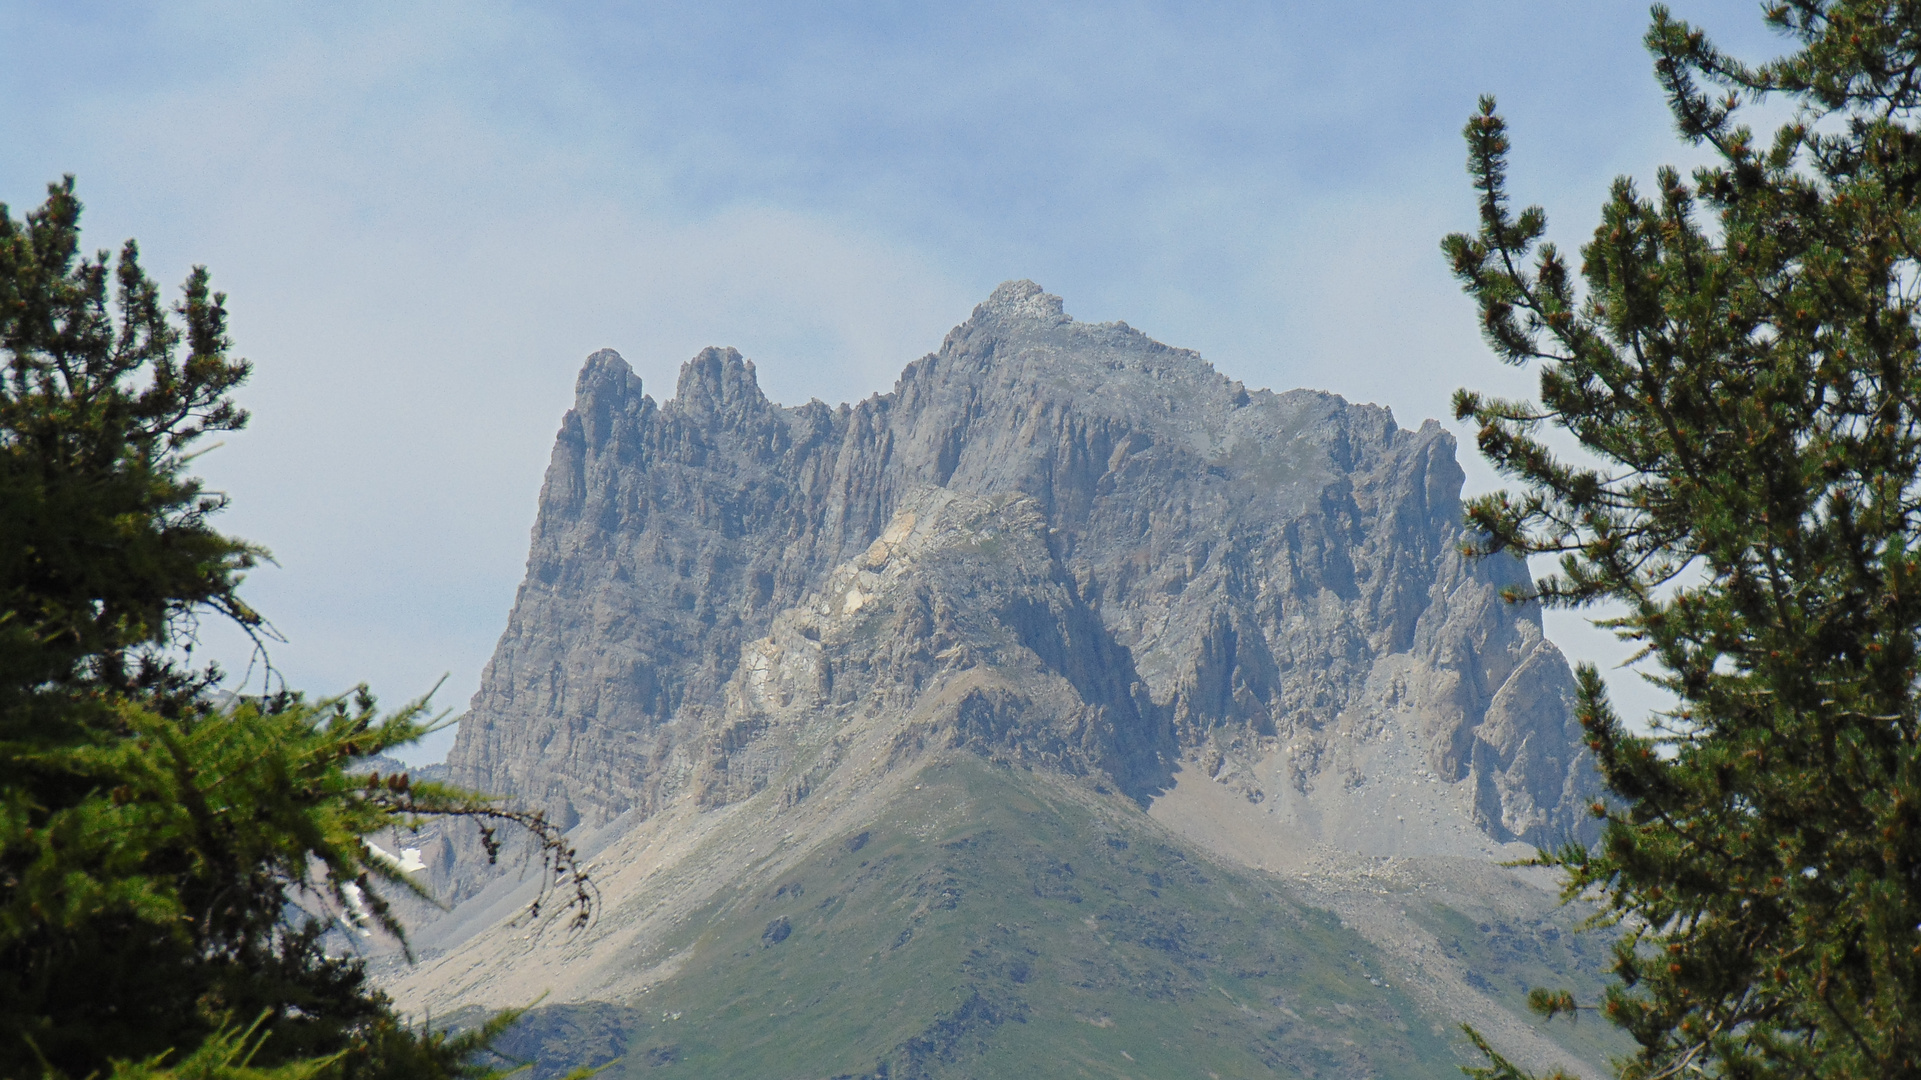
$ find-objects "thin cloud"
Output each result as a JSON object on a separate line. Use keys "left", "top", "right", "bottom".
{"left": 2, "top": 0, "right": 1774, "bottom": 759}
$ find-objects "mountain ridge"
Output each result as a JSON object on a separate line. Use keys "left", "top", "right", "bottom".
{"left": 383, "top": 281, "right": 1616, "bottom": 1078}
{"left": 447, "top": 280, "right": 1593, "bottom": 853}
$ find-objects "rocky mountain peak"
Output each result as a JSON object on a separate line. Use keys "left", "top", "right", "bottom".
{"left": 566, "top": 348, "right": 648, "bottom": 455}
{"left": 448, "top": 282, "right": 1595, "bottom": 855}
{"left": 574, "top": 347, "right": 637, "bottom": 398}
{"left": 973, "top": 278, "right": 1070, "bottom": 326}
{"left": 671, "top": 345, "right": 769, "bottom": 420}
{"left": 395, "top": 283, "right": 1613, "bottom": 1080}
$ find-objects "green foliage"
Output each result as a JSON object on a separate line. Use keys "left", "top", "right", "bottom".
{"left": 0, "top": 178, "right": 594, "bottom": 1080}
{"left": 0, "top": 687, "right": 592, "bottom": 1079}
{"left": 1445, "top": 3, "right": 1921, "bottom": 1077}
{"left": 99, "top": 1017, "right": 341, "bottom": 1080}
{"left": 90, "top": 1004, "right": 570, "bottom": 1080}
{"left": 1459, "top": 1024, "right": 1579, "bottom": 1080}
{"left": 0, "top": 175, "right": 259, "bottom": 699}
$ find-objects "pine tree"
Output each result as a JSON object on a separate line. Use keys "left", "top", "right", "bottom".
{"left": 0, "top": 178, "right": 593, "bottom": 1080}
{"left": 1446, "top": 3, "right": 1921, "bottom": 1077}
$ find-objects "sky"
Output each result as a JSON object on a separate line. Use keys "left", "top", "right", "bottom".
{"left": 2, "top": 1, "right": 1787, "bottom": 763}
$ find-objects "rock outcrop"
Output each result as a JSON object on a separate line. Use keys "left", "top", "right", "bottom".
{"left": 694, "top": 487, "right": 1170, "bottom": 810}
{"left": 447, "top": 281, "right": 1594, "bottom": 850}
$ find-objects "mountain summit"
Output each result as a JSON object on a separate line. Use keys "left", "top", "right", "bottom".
{"left": 397, "top": 283, "right": 1611, "bottom": 1078}
{"left": 449, "top": 280, "right": 1590, "bottom": 850}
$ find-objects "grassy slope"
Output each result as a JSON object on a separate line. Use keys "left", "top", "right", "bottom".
{"left": 497, "top": 756, "right": 1483, "bottom": 1079}
{"left": 1401, "top": 895, "right": 1627, "bottom": 1071}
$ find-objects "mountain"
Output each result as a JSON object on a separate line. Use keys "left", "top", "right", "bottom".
{"left": 378, "top": 283, "right": 1614, "bottom": 1078}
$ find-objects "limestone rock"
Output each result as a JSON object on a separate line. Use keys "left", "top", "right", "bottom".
{"left": 387, "top": 283, "right": 1620, "bottom": 1078}
{"left": 447, "top": 281, "right": 1596, "bottom": 852}
{"left": 692, "top": 487, "right": 1170, "bottom": 811}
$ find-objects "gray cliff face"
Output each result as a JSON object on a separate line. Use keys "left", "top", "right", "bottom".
{"left": 447, "top": 281, "right": 1595, "bottom": 848}
{"left": 693, "top": 487, "right": 1170, "bottom": 810}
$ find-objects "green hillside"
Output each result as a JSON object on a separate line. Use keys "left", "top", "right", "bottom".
{"left": 481, "top": 757, "right": 1590, "bottom": 1079}
{"left": 1401, "top": 894, "right": 1622, "bottom": 1071}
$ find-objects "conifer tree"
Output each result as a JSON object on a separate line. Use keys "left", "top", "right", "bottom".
{"left": 0, "top": 178, "right": 593, "bottom": 1079}
{"left": 1447, "top": 3, "right": 1921, "bottom": 1077}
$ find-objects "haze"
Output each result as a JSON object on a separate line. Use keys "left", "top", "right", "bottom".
{"left": 0, "top": 1, "right": 1775, "bottom": 762}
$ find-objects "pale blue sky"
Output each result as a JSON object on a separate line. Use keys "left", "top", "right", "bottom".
{"left": 2, "top": 1, "right": 1779, "bottom": 761}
